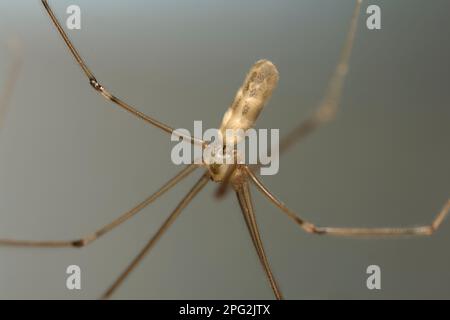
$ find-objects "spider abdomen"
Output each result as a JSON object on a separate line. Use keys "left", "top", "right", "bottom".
{"left": 208, "top": 60, "right": 279, "bottom": 182}
{"left": 219, "top": 59, "right": 279, "bottom": 140}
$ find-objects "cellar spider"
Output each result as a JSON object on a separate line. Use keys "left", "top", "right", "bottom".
{"left": 0, "top": 39, "right": 22, "bottom": 132}
{"left": 1, "top": 0, "right": 449, "bottom": 299}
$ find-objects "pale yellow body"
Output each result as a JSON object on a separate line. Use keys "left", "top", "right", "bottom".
{"left": 220, "top": 59, "right": 279, "bottom": 136}
{"left": 208, "top": 60, "right": 279, "bottom": 182}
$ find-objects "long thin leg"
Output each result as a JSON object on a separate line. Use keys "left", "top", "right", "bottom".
{"left": 0, "top": 164, "right": 198, "bottom": 247}
{"left": 245, "top": 167, "right": 450, "bottom": 237}
{"left": 215, "top": 164, "right": 237, "bottom": 198}
{"left": 235, "top": 181, "right": 283, "bottom": 300}
{"left": 0, "top": 39, "right": 22, "bottom": 131}
{"left": 213, "top": 1, "right": 363, "bottom": 194}
{"left": 102, "top": 172, "right": 209, "bottom": 299}
{"left": 279, "top": 0, "right": 362, "bottom": 154}
{"left": 41, "top": 0, "right": 205, "bottom": 147}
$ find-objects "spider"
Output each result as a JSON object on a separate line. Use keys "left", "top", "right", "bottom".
{"left": 1, "top": 0, "right": 449, "bottom": 299}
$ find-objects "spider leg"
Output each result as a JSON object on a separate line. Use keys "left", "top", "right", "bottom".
{"left": 235, "top": 178, "right": 283, "bottom": 300}
{"left": 215, "top": 164, "right": 237, "bottom": 199}
{"left": 245, "top": 166, "right": 450, "bottom": 237}
{"left": 0, "top": 164, "right": 198, "bottom": 247}
{"left": 279, "top": 0, "right": 362, "bottom": 154}
{"left": 41, "top": 0, "right": 205, "bottom": 147}
{"left": 102, "top": 171, "right": 209, "bottom": 299}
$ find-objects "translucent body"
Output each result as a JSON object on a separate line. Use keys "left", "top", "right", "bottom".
{"left": 208, "top": 60, "right": 279, "bottom": 181}
{"left": 220, "top": 59, "right": 279, "bottom": 137}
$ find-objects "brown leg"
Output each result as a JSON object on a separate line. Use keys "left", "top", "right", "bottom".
{"left": 215, "top": 164, "right": 237, "bottom": 199}
{"left": 102, "top": 172, "right": 209, "bottom": 299}
{"left": 40, "top": 0, "right": 204, "bottom": 147}
{"left": 235, "top": 181, "right": 283, "bottom": 300}
{"left": 246, "top": 166, "right": 450, "bottom": 237}
{"left": 279, "top": 0, "right": 362, "bottom": 154}
{"left": 0, "top": 165, "right": 197, "bottom": 247}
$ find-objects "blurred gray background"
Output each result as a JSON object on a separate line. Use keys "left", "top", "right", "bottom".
{"left": 0, "top": 0, "right": 449, "bottom": 299}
